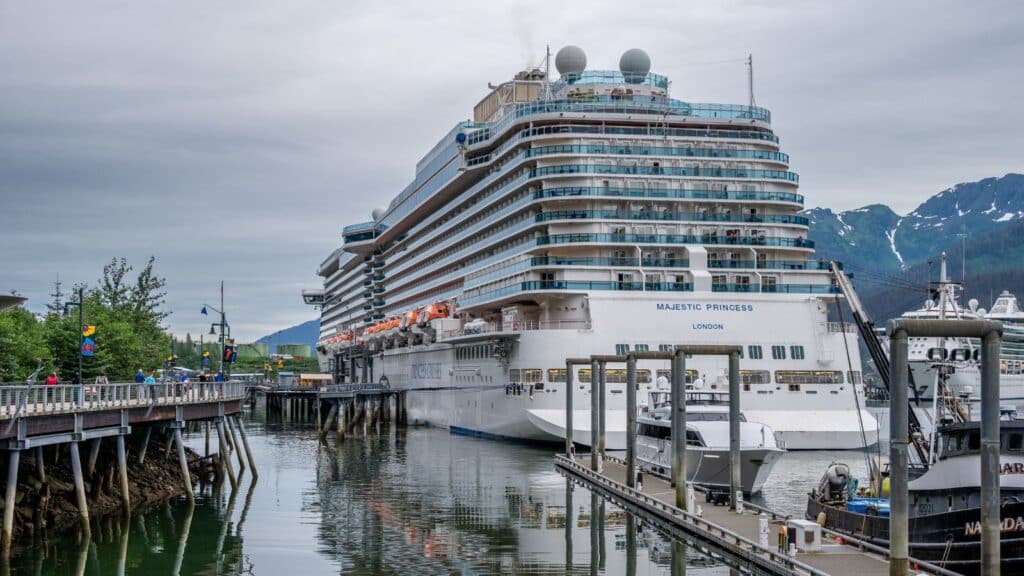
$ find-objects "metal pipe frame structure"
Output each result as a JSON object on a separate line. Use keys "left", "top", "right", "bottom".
{"left": 888, "top": 318, "right": 1003, "bottom": 576}
{"left": 564, "top": 358, "right": 592, "bottom": 457}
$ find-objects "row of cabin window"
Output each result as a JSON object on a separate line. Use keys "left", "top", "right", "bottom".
{"left": 508, "top": 368, "right": 861, "bottom": 385}
{"left": 456, "top": 344, "right": 492, "bottom": 361}
{"left": 614, "top": 343, "right": 805, "bottom": 360}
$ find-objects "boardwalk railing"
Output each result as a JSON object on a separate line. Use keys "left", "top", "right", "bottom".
{"left": 319, "top": 382, "right": 390, "bottom": 395}
{"left": 0, "top": 381, "right": 246, "bottom": 419}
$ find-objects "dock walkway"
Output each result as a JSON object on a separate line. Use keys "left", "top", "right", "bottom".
{"left": 557, "top": 454, "right": 901, "bottom": 576}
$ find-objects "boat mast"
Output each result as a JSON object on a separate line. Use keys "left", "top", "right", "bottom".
{"left": 746, "top": 54, "right": 755, "bottom": 109}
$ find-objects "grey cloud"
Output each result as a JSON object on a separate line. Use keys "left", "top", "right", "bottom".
{"left": 2, "top": 0, "right": 1022, "bottom": 340}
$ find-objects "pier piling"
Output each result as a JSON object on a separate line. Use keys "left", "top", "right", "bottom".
{"left": 35, "top": 446, "right": 46, "bottom": 483}
{"left": 68, "top": 442, "right": 90, "bottom": 537}
{"left": 597, "top": 360, "right": 606, "bottom": 459}
{"left": 728, "top": 351, "right": 741, "bottom": 511}
{"left": 320, "top": 404, "right": 337, "bottom": 439}
{"left": 981, "top": 328, "right": 1003, "bottom": 574}
{"left": 86, "top": 438, "right": 101, "bottom": 478}
{"left": 138, "top": 426, "right": 151, "bottom": 464}
{"left": 227, "top": 415, "right": 246, "bottom": 472}
{"left": 2, "top": 450, "right": 20, "bottom": 556}
{"left": 174, "top": 428, "right": 194, "bottom": 503}
{"left": 625, "top": 354, "right": 637, "bottom": 488}
{"left": 232, "top": 416, "right": 258, "bottom": 478}
{"left": 589, "top": 359, "right": 600, "bottom": 472}
{"left": 671, "top": 350, "right": 687, "bottom": 510}
{"left": 116, "top": 435, "right": 131, "bottom": 515}
{"left": 216, "top": 420, "right": 238, "bottom": 491}
{"left": 889, "top": 328, "right": 910, "bottom": 576}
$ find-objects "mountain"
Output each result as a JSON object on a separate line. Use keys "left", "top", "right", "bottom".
{"left": 805, "top": 173, "right": 1024, "bottom": 319}
{"left": 256, "top": 319, "right": 319, "bottom": 353}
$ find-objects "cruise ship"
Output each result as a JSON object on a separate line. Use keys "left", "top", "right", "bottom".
{"left": 304, "top": 46, "right": 878, "bottom": 450}
{"left": 895, "top": 255, "right": 1024, "bottom": 402}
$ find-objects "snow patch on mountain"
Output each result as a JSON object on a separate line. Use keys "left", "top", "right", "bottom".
{"left": 887, "top": 219, "right": 905, "bottom": 268}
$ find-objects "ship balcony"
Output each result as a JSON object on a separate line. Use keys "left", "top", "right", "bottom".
{"left": 372, "top": 287, "right": 385, "bottom": 294}
{"left": 708, "top": 260, "right": 835, "bottom": 270}
{"left": 362, "top": 266, "right": 373, "bottom": 275}
{"left": 373, "top": 273, "right": 385, "bottom": 282}
{"left": 535, "top": 187, "right": 804, "bottom": 206}
{"left": 363, "top": 317, "right": 374, "bottom": 324}
{"left": 372, "top": 300, "right": 386, "bottom": 308}
{"left": 372, "top": 260, "right": 386, "bottom": 269}
{"left": 373, "top": 312, "right": 385, "bottom": 320}
{"left": 531, "top": 256, "right": 690, "bottom": 268}
{"left": 363, "top": 291, "right": 373, "bottom": 300}
{"left": 362, "top": 279, "right": 373, "bottom": 287}
{"left": 535, "top": 210, "right": 808, "bottom": 226}
{"left": 362, "top": 304, "right": 373, "bottom": 311}
{"left": 537, "top": 233, "right": 814, "bottom": 250}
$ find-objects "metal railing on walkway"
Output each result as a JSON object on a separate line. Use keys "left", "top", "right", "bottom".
{"left": 0, "top": 381, "right": 246, "bottom": 419}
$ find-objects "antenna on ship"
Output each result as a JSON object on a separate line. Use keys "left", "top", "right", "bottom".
{"left": 746, "top": 53, "right": 756, "bottom": 109}
{"left": 544, "top": 44, "right": 552, "bottom": 101}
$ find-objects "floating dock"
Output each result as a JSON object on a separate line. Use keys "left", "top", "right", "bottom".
{"left": 556, "top": 454, "right": 958, "bottom": 576}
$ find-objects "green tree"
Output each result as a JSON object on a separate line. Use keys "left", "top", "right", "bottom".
{"left": 0, "top": 307, "right": 50, "bottom": 382}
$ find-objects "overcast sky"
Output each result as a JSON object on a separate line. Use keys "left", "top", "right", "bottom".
{"left": 2, "top": 0, "right": 1022, "bottom": 340}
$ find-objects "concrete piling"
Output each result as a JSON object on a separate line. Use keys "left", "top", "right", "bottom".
{"left": 215, "top": 420, "right": 238, "bottom": 491}
{"left": 174, "top": 428, "right": 194, "bottom": 503}
{"left": 116, "top": 435, "right": 131, "bottom": 515}
{"left": 86, "top": 438, "right": 101, "bottom": 478}
{"left": 320, "top": 404, "right": 338, "bottom": 439}
{"left": 2, "top": 450, "right": 20, "bottom": 557}
{"left": 565, "top": 360, "right": 575, "bottom": 457}
{"left": 980, "top": 329, "right": 1003, "bottom": 573}
{"left": 227, "top": 415, "right": 246, "bottom": 472}
{"left": 889, "top": 328, "right": 909, "bottom": 576}
{"left": 597, "top": 360, "right": 607, "bottom": 458}
{"left": 35, "top": 446, "right": 46, "bottom": 483}
{"left": 68, "top": 442, "right": 90, "bottom": 537}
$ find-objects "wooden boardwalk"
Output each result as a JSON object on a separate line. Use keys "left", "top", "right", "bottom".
{"left": 557, "top": 455, "right": 903, "bottom": 576}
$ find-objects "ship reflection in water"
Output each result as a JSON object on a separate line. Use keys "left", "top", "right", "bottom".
{"left": 7, "top": 419, "right": 738, "bottom": 575}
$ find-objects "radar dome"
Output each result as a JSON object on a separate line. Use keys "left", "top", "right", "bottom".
{"left": 619, "top": 48, "right": 651, "bottom": 83}
{"left": 371, "top": 208, "right": 385, "bottom": 221}
{"left": 555, "top": 45, "right": 587, "bottom": 76}
{"left": 969, "top": 298, "right": 979, "bottom": 312}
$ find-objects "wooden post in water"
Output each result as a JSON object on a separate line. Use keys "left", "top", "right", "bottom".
{"left": 86, "top": 438, "right": 101, "bottom": 478}
{"left": 174, "top": 428, "right": 194, "bottom": 503}
{"left": 336, "top": 402, "right": 346, "bottom": 443}
{"left": 320, "top": 404, "right": 338, "bottom": 439}
{"left": 138, "top": 426, "right": 151, "bottom": 464}
{"left": 69, "top": 442, "right": 91, "bottom": 537}
{"left": 116, "top": 435, "right": 131, "bottom": 515}
{"left": 2, "top": 450, "right": 20, "bottom": 557}
{"left": 232, "top": 416, "right": 258, "bottom": 478}
{"left": 216, "top": 420, "right": 238, "bottom": 491}
{"left": 35, "top": 446, "right": 46, "bottom": 483}
{"left": 227, "top": 415, "right": 246, "bottom": 473}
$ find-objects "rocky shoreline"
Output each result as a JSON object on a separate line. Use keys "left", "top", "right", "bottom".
{"left": 0, "top": 427, "right": 214, "bottom": 542}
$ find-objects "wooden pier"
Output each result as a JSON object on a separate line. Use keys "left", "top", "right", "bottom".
{"left": 0, "top": 381, "right": 253, "bottom": 554}
{"left": 315, "top": 383, "right": 406, "bottom": 440}
{"left": 556, "top": 454, "right": 958, "bottom": 576}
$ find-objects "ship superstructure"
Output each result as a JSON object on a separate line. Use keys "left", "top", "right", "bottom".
{"left": 305, "top": 46, "right": 877, "bottom": 449}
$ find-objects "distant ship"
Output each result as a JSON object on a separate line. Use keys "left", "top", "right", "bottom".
{"left": 305, "top": 46, "right": 877, "bottom": 449}
{"left": 888, "top": 254, "right": 1024, "bottom": 402}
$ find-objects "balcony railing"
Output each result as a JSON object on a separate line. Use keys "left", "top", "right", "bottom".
{"left": 536, "top": 210, "right": 808, "bottom": 226}
{"left": 441, "top": 319, "right": 593, "bottom": 339}
{"left": 531, "top": 164, "right": 798, "bottom": 183}
{"left": 536, "top": 186, "right": 804, "bottom": 205}
{"left": 708, "top": 260, "right": 833, "bottom": 270}
{"left": 537, "top": 233, "right": 813, "bottom": 249}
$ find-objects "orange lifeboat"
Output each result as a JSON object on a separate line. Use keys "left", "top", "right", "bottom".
{"left": 421, "top": 303, "right": 450, "bottom": 323}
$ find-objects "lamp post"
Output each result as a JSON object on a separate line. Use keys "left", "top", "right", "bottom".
{"left": 63, "top": 286, "right": 85, "bottom": 384}
{"left": 203, "top": 281, "right": 229, "bottom": 379}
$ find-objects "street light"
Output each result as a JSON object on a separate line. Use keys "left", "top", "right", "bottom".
{"left": 62, "top": 286, "right": 85, "bottom": 384}
{"left": 202, "top": 281, "right": 229, "bottom": 379}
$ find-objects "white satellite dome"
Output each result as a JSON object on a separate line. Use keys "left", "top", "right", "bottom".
{"left": 371, "top": 207, "right": 385, "bottom": 221}
{"left": 968, "top": 298, "right": 979, "bottom": 312}
{"left": 555, "top": 45, "right": 587, "bottom": 76}
{"left": 619, "top": 48, "right": 651, "bottom": 83}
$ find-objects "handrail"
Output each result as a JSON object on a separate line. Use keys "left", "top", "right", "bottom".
{"left": 0, "top": 381, "right": 246, "bottom": 419}
{"left": 555, "top": 455, "right": 829, "bottom": 576}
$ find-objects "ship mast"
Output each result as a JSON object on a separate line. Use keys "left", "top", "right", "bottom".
{"left": 746, "top": 54, "right": 756, "bottom": 109}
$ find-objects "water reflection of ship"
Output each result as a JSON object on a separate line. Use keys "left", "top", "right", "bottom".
{"left": 315, "top": 429, "right": 723, "bottom": 574}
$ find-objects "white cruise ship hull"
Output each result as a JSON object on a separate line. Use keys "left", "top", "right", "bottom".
{"left": 374, "top": 294, "right": 878, "bottom": 449}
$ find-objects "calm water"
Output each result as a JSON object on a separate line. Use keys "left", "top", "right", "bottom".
{"left": 7, "top": 406, "right": 889, "bottom": 574}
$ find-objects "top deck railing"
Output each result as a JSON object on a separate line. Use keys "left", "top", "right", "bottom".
{"left": 0, "top": 381, "right": 246, "bottom": 420}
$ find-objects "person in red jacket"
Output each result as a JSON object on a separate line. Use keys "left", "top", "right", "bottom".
{"left": 45, "top": 372, "right": 58, "bottom": 386}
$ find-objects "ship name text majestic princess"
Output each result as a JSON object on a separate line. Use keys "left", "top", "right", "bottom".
{"left": 304, "top": 46, "right": 878, "bottom": 449}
